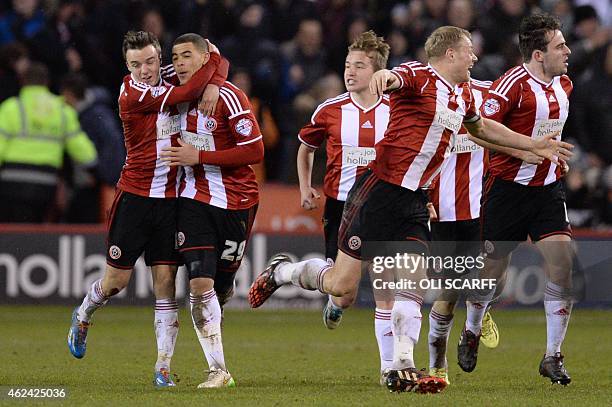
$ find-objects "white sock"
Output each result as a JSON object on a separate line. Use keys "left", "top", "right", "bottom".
{"left": 374, "top": 308, "right": 393, "bottom": 372}
{"left": 465, "top": 300, "right": 490, "bottom": 334}
{"left": 391, "top": 292, "right": 423, "bottom": 370}
{"left": 428, "top": 309, "right": 454, "bottom": 369}
{"left": 190, "top": 290, "right": 226, "bottom": 371}
{"left": 77, "top": 279, "right": 108, "bottom": 323}
{"left": 544, "top": 282, "right": 572, "bottom": 357}
{"left": 154, "top": 299, "right": 179, "bottom": 372}
{"left": 274, "top": 258, "right": 330, "bottom": 293}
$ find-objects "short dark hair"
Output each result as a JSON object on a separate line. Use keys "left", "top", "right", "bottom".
{"left": 22, "top": 62, "right": 49, "bottom": 86}
{"left": 519, "top": 14, "right": 561, "bottom": 62}
{"left": 122, "top": 30, "right": 161, "bottom": 60}
{"left": 60, "top": 73, "right": 88, "bottom": 100}
{"left": 173, "top": 33, "right": 209, "bottom": 53}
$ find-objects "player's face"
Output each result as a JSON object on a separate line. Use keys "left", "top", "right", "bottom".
{"left": 344, "top": 50, "right": 376, "bottom": 93}
{"left": 542, "top": 30, "right": 571, "bottom": 77}
{"left": 451, "top": 36, "right": 477, "bottom": 83}
{"left": 125, "top": 45, "right": 161, "bottom": 86}
{"left": 172, "top": 42, "right": 209, "bottom": 84}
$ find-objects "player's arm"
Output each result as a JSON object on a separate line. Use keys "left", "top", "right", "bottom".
{"left": 161, "top": 92, "right": 264, "bottom": 167}
{"left": 296, "top": 106, "right": 327, "bottom": 210}
{"left": 467, "top": 133, "right": 544, "bottom": 165}
{"left": 464, "top": 118, "right": 573, "bottom": 165}
{"left": 297, "top": 143, "right": 320, "bottom": 210}
{"left": 160, "top": 136, "right": 263, "bottom": 167}
{"left": 199, "top": 56, "right": 230, "bottom": 117}
{"left": 369, "top": 69, "right": 400, "bottom": 96}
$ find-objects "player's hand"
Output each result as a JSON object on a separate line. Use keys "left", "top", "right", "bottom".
{"left": 559, "top": 158, "right": 570, "bottom": 175}
{"left": 426, "top": 202, "right": 438, "bottom": 221}
{"left": 160, "top": 138, "right": 199, "bottom": 166}
{"left": 519, "top": 151, "right": 544, "bottom": 165}
{"left": 531, "top": 133, "right": 573, "bottom": 166}
{"left": 199, "top": 84, "right": 219, "bottom": 117}
{"left": 205, "top": 39, "right": 219, "bottom": 55}
{"left": 369, "top": 69, "right": 396, "bottom": 96}
{"left": 300, "top": 186, "right": 320, "bottom": 210}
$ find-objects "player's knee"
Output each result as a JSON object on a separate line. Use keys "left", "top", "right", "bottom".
{"left": 183, "top": 250, "right": 217, "bottom": 281}
{"left": 190, "top": 277, "right": 214, "bottom": 295}
{"left": 102, "top": 269, "right": 131, "bottom": 296}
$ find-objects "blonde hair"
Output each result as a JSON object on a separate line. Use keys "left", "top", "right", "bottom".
{"left": 348, "top": 30, "right": 390, "bottom": 71}
{"left": 424, "top": 26, "right": 471, "bottom": 60}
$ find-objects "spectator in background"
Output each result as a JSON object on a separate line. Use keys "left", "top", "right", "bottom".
{"left": 220, "top": 2, "right": 281, "bottom": 104}
{"left": 387, "top": 30, "right": 412, "bottom": 68}
{"left": 567, "top": 5, "right": 610, "bottom": 80}
{"left": 140, "top": 7, "right": 174, "bottom": 67}
{"left": 279, "top": 18, "right": 328, "bottom": 102}
{"left": 269, "top": 0, "right": 319, "bottom": 43}
{"left": 567, "top": 42, "right": 612, "bottom": 164}
{"left": 276, "top": 18, "right": 328, "bottom": 181}
{"left": 0, "top": 62, "right": 97, "bottom": 222}
{"left": 0, "top": 0, "right": 46, "bottom": 45}
{"left": 230, "top": 68, "right": 280, "bottom": 183}
{"left": 0, "top": 42, "right": 31, "bottom": 102}
{"left": 328, "top": 14, "right": 370, "bottom": 75}
{"left": 480, "top": 0, "right": 530, "bottom": 55}
{"left": 60, "top": 73, "right": 125, "bottom": 223}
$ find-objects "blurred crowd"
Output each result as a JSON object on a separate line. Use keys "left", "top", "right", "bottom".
{"left": 0, "top": 0, "right": 610, "bottom": 226}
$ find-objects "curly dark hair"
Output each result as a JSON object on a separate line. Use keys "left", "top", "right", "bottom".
{"left": 519, "top": 14, "right": 561, "bottom": 62}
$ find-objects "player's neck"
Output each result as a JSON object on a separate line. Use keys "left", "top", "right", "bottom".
{"left": 524, "top": 62, "right": 554, "bottom": 84}
{"left": 350, "top": 90, "right": 379, "bottom": 110}
{"left": 428, "top": 62, "right": 459, "bottom": 87}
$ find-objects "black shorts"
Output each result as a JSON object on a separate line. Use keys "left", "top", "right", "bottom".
{"left": 322, "top": 197, "right": 345, "bottom": 260}
{"left": 430, "top": 218, "right": 481, "bottom": 279}
{"left": 481, "top": 177, "right": 571, "bottom": 258}
{"left": 177, "top": 198, "right": 257, "bottom": 277}
{"left": 431, "top": 218, "right": 481, "bottom": 257}
{"left": 338, "top": 170, "right": 431, "bottom": 260}
{"left": 106, "top": 190, "right": 180, "bottom": 269}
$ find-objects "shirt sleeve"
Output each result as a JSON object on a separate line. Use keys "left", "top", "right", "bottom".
{"left": 210, "top": 56, "right": 229, "bottom": 87}
{"left": 220, "top": 86, "right": 262, "bottom": 146}
{"left": 480, "top": 77, "right": 520, "bottom": 123}
{"left": 297, "top": 104, "right": 328, "bottom": 149}
{"left": 389, "top": 63, "right": 418, "bottom": 96}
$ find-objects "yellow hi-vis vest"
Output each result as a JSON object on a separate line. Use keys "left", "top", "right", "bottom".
{"left": 0, "top": 85, "right": 97, "bottom": 185}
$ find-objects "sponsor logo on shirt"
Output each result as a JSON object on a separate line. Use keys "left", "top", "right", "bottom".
{"left": 342, "top": 146, "right": 376, "bottom": 166}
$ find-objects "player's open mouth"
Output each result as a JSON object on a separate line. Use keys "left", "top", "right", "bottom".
{"left": 346, "top": 79, "right": 356, "bottom": 85}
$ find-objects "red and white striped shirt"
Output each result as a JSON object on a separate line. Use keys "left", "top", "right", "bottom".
{"left": 298, "top": 93, "right": 390, "bottom": 201}
{"left": 373, "top": 61, "right": 480, "bottom": 191}
{"left": 179, "top": 82, "right": 260, "bottom": 210}
{"left": 117, "top": 55, "right": 223, "bottom": 198}
{"left": 482, "top": 64, "right": 572, "bottom": 186}
{"left": 430, "top": 79, "right": 491, "bottom": 222}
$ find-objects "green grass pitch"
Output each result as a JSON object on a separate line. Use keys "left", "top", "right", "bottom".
{"left": 2, "top": 306, "right": 611, "bottom": 406}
